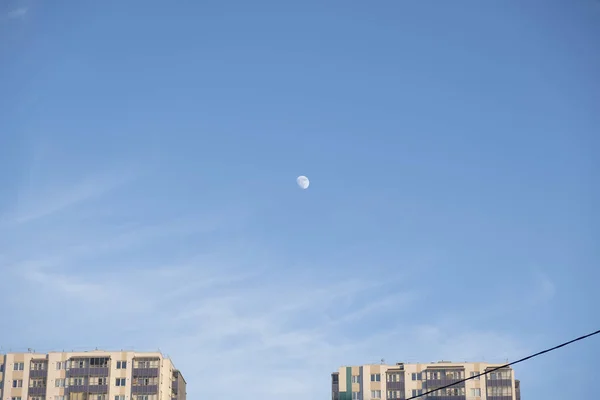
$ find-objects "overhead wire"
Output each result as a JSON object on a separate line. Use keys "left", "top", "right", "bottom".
{"left": 405, "top": 328, "right": 600, "bottom": 400}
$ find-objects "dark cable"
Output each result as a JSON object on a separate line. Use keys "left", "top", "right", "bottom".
{"left": 405, "top": 328, "right": 600, "bottom": 400}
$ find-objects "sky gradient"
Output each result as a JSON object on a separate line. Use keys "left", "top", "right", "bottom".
{"left": 1, "top": 1, "right": 599, "bottom": 399}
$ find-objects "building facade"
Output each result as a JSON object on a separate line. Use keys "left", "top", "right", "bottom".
{"left": 0, "top": 350, "right": 186, "bottom": 400}
{"left": 332, "top": 361, "right": 520, "bottom": 400}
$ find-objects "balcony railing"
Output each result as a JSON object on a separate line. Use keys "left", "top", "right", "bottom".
{"left": 486, "top": 379, "right": 513, "bottom": 386}
{"left": 29, "top": 370, "right": 48, "bottom": 378}
{"left": 132, "top": 384, "right": 159, "bottom": 394}
{"left": 65, "top": 384, "right": 108, "bottom": 394}
{"left": 424, "top": 378, "right": 465, "bottom": 388}
{"left": 386, "top": 382, "right": 405, "bottom": 391}
{"left": 132, "top": 367, "right": 159, "bottom": 377}
{"left": 28, "top": 386, "right": 46, "bottom": 396}
{"left": 66, "top": 367, "right": 109, "bottom": 377}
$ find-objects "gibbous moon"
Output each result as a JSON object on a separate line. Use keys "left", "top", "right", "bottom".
{"left": 297, "top": 175, "right": 310, "bottom": 189}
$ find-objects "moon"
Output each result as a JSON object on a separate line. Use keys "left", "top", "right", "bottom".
{"left": 297, "top": 175, "right": 310, "bottom": 189}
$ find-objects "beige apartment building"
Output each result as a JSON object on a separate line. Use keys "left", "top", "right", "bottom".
{"left": 0, "top": 350, "right": 186, "bottom": 400}
{"left": 332, "top": 361, "right": 520, "bottom": 400}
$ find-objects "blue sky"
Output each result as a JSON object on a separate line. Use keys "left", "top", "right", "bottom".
{"left": 1, "top": 0, "right": 598, "bottom": 399}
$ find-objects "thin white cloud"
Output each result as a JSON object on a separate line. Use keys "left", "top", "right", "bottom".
{"left": 533, "top": 272, "right": 556, "bottom": 303}
{"left": 12, "top": 170, "right": 136, "bottom": 224}
{"left": 23, "top": 269, "right": 107, "bottom": 297}
{"left": 0, "top": 169, "right": 534, "bottom": 399}
{"left": 7, "top": 7, "right": 27, "bottom": 19}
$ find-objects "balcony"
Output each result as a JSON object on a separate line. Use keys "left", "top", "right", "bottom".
{"left": 424, "top": 396, "right": 466, "bottom": 400}
{"left": 386, "top": 381, "right": 404, "bottom": 391}
{"left": 66, "top": 385, "right": 86, "bottom": 394}
{"left": 64, "top": 384, "right": 108, "bottom": 394}
{"left": 89, "top": 385, "right": 109, "bottom": 394}
{"left": 66, "top": 367, "right": 109, "bottom": 377}
{"left": 28, "top": 387, "right": 46, "bottom": 396}
{"left": 132, "top": 367, "right": 159, "bottom": 377}
{"left": 172, "top": 380, "right": 178, "bottom": 391}
{"left": 424, "top": 379, "right": 465, "bottom": 389}
{"left": 486, "top": 379, "right": 512, "bottom": 387}
{"left": 132, "top": 385, "right": 158, "bottom": 394}
{"left": 29, "top": 370, "right": 48, "bottom": 378}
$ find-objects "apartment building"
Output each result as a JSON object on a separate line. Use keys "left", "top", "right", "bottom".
{"left": 0, "top": 350, "right": 186, "bottom": 400}
{"left": 332, "top": 361, "right": 520, "bottom": 400}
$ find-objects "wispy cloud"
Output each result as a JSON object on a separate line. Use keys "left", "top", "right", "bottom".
{"left": 0, "top": 163, "right": 535, "bottom": 400}
{"left": 532, "top": 271, "right": 556, "bottom": 303}
{"left": 11, "top": 169, "right": 137, "bottom": 224}
{"left": 6, "top": 7, "right": 28, "bottom": 19}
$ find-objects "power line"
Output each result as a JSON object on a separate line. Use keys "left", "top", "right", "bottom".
{"left": 406, "top": 328, "right": 600, "bottom": 400}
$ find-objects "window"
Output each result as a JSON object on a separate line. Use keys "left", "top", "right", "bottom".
{"left": 411, "top": 372, "right": 422, "bottom": 381}
{"left": 31, "top": 362, "right": 46, "bottom": 371}
{"left": 370, "top": 374, "right": 380, "bottom": 382}
{"left": 487, "top": 386, "right": 512, "bottom": 396}
{"left": 56, "top": 362, "right": 67, "bottom": 370}
{"left": 116, "top": 361, "right": 127, "bottom": 369}
{"left": 30, "top": 397, "right": 44, "bottom": 400}
{"left": 89, "top": 377, "right": 107, "bottom": 385}
{"left": 115, "top": 397, "right": 125, "bottom": 400}
{"left": 115, "top": 378, "right": 126, "bottom": 386}
{"left": 69, "top": 377, "right": 84, "bottom": 386}
{"left": 30, "top": 378, "right": 46, "bottom": 388}
{"left": 428, "top": 371, "right": 441, "bottom": 380}
{"left": 89, "top": 358, "right": 109, "bottom": 367}
{"left": 387, "top": 373, "right": 399, "bottom": 382}
{"left": 411, "top": 389, "right": 423, "bottom": 397}
{"left": 351, "top": 392, "right": 359, "bottom": 400}
{"left": 370, "top": 390, "right": 381, "bottom": 399}
{"left": 442, "top": 387, "right": 465, "bottom": 396}
{"left": 133, "top": 377, "right": 158, "bottom": 386}
{"left": 134, "top": 396, "right": 158, "bottom": 400}
{"left": 134, "top": 360, "right": 158, "bottom": 368}
{"left": 55, "top": 397, "right": 66, "bottom": 400}
{"left": 470, "top": 371, "right": 480, "bottom": 380}
{"left": 13, "top": 379, "right": 23, "bottom": 388}
{"left": 55, "top": 379, "right": 66, "bottom": 388}
{"left": 92, "top": 396, "right": 107, "bottom": 400}
{"left": 470, "top": 388, "right": 481, "bottom": 396}
{"left": 387, "top": 390, "right": 401, "bottom": 399}
{"left": 489, "top": 370, "right": 511, "bottom": 380}
{"left": 14, "top": 362, "right": 24, "bottom": 371}
{"left": 351, "top": 375, "right": 360, "bottom": 383}
{"left": 11, "top": 397, "right": 22, "bottom": 400}
{"left": 446, "top": 371, "right": 461, "bottom": 379}
{"left": 0, "top": 364, "right": 4, "bottom": 372}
